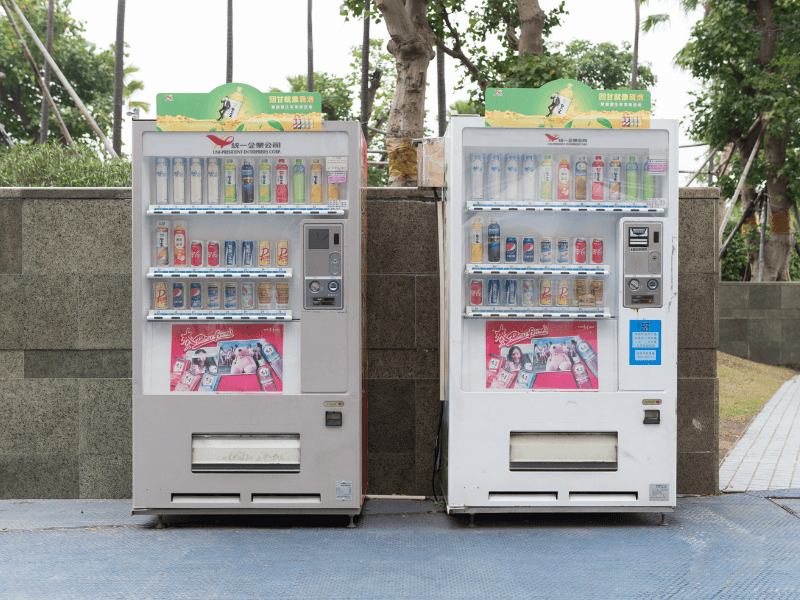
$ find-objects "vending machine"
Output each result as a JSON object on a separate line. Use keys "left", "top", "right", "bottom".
{"left": 131, "top": 85, "right": 367, "bottom": 523}
{"left": 439, "top": 81, "right": 677, "bottom": 518}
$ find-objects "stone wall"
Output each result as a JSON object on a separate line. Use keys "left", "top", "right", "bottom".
{"left": 0, "top": 186, "right": 720, "bottom": 498}
{"left": 719, "top": 282, "right": 800, "bottom": 365}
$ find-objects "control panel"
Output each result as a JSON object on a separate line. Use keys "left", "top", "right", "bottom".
{"left": 622, "top": 221, "right": 663, "bottom": 308}
{"left": 303, "top": 223, "right": 344, "bottom": 310}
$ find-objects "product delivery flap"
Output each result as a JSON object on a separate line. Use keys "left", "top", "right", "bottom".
{"left": 486, "top": 79, "right": 650, "bottom": 130}
{"left": 157, "top": 83, "right": 323, "bottom": 132}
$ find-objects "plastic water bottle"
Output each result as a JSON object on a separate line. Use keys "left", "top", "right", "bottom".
{"left": 488, "top": 154, "right": 502, "bottom": 201}
{"left": 522, "top": 154, "right": 536, "bottom": 201}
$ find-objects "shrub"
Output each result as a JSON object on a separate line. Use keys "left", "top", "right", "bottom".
{"left": 0, "top": 142, "right": 131, "bottom": 187}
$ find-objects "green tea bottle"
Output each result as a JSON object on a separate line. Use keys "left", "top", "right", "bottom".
{"left": 293, "top": 159, "right": 306, "bottom": 203}
{"left": 625, "top": 156, "right": 638, "bottom": 201}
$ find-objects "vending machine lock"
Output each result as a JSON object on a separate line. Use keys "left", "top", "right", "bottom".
{"left": 643, "top": 410, "right": 661, "bottom": 425}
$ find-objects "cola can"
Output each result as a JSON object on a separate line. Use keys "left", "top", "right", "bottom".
{"left": 224, "top": 282, "right": 237, "bottom": 308}
{"left": 504, "top": 279, "right": 517, "bottom": 306}
{"left": 190, "top": 240, "right": 203, "bottom": 267}
{"left": 258, "top": 241, "right": 271, "bottom": 267}
{"left": 241, "top": 240, "right": 255, "bottom": 268}
{"left": 487, "top": 279, "right": 501, "bottom": 306}
{"left": 207, "top": 282, "right": 220, "bottom": 308}
{"left": 522, "top": 237, "right": 535, "bottom": 263}
{"left": 470, "top": 279, "right": 483, "bottom": 306}
{"left": 154, "top": 282, "right": 168, "bottom": 309}
{"left": 277, "top": 241, "right": 289, "bottom": 267}
{"left": 190, "top": 282, "right": 202, "bottom": 308}
{"left": 540, "top": 237, "right": 553, "bottom": 263}
{"left": 223, "top": 240, "right": 237, "bottom": 267}
{"left": 557, "top": 237, "right": 570, "bottom": 264}
{"left": 207, "top": 241, "right": 220, "bottom": 267}
{"left": 591, "top": 238, "right": 604, "bottom": 264}
{"left": 540, "top": 279, "right": 552, "bottom": 306}
{"left": 241, "top": 282, "right": 254, "bottom": 309}
{"left": 505, "top": 237, "right": 518, "bottom": 263}
{"left": 557, "top": 280, "right": 570, "bottom": 305}
{"left": 258, "top": 282, "right": 272, "bottom": 308}
{"left": 574, "top": 238, "right": 587, "bottom": 264}
{"left": 172, "top": 282, "right": 185, "bottom": 309}
{"left": 522, "top": 279, "right": 536, "bottom": 306}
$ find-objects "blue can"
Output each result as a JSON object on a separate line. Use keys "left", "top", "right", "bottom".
{"left": 522, "top": 237, "right": 535, "bottom": 263}
{"left": 540, "top": 237, "right": 553, "bottom": 263}
{"left": 486, "top": 279, "right": 501, "bottom": 306}
{"left": 172, "top": 282, "right": 184, "bottom": 309}
{"left": 505, "top": 237, "right": 517, "bottom": 263}
{"left": 241, "top": 240, "right": 255, "bottom": 267}
{"left": 224, "top": 282, "right": 237, "bottom": 309}
{"left": 504, "top": 279, "right": 517, "bottom": 306}
{"left": 223, "top": 240, "right": 237, "bottom": 267}
{"left": 207, "top": 282, "right": 220, "bottom": 308}
{"left": 190, "top": 282, "right": 202, "bottom": 308}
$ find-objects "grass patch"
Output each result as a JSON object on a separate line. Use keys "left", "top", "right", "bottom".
{"left": 718, "top": 351, "right": 796, "bottom": 422}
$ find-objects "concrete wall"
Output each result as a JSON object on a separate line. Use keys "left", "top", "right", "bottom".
{"left": 0, "top": 186, "right": 719, "bottom": 499}
{"left": 719, "top": 282, "right": 800, "bottom": 365}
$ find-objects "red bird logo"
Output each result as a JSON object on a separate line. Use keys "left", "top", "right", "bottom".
{"left": 545, "top": 134, "right": 560, "bottom": 142}
{"left": 207, "top": 134, "right": 234, "bottom": 148}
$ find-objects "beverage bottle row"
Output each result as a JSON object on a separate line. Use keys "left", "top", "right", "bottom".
{"left": 154, "top": 280, "right": 290, "bottom": 311}
{"left": 155, "top": 220, "right": 289, "bottom": 268}
{"left": 470, "top": 277, "right": 603, "bottom": 309}
{"left": 469, "top": 153, "right": 659, "bottom": 203}
{"left": 469, "top": 217, "right": 604, "bottom": 265}
{"left": 154, "top": 156, "right": 340, "bottom": 205}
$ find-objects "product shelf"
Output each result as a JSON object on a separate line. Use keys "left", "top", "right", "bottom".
{"left": 147, "top": 267, "right": 292, "bottom": 279}
{"left": 147, "top": 205, "right": 345, "bottom": 216}
{"left": 466, "top": 264, "right": 609, "bottom": 276}
{"left": 466, "top": 201, "right": 664, "bottom": 214}
{"left": 465, "top": 307, "right": 612, "bottom": 319}
{"left": 147, "top": 310, "right": 293, "bottom": 322}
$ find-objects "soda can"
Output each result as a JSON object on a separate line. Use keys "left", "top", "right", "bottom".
{"left": 258, "top": 282, "right": 272, "bottom": 308}
{"left": 574, "top": 238, "right": 587, "bottom": 264}
{"left": 277, "top": 241, "right": 289, "bottom": 267}
{"left": 154, "top": 282, "right": 168, "bottom": 309}
{"left": 190, "top": 240, "right": 203, "bottom": 267}
{"left": 486, "top": 279, "right": 501, "bottom": 306}
{"left": 223, "top": 240, "right": 237, "bottom": 267}
{"left": 522, "top": 237, "right": 535, "bottom": 263}
{"left": 540, "top": 237, "right": 553, "bottom": 263}
{"left": 172, "top": 282, "right": 185, "bottom": 309}
{"left": 574, "top": 279, "right": 588, "bottom": 307}
{"left": 557, "top": 280, "right": 570, "bottom": 305}
{"left": 207, "top": 241, "right": 220, "bottom": 267}
{"left": 224, "top": 282, "right": 237, "bottom": 309}
{"left": 557, "top": 237, "right": 570, "bottom": 264}
{"left": 241, "top": 282, "right": 254, "bottom": 309}
{"left": 505, "top": 237, "right": 518, "bottom": 263}
{"left": 504, "top": 279, "right": 518, "bottom": 306}
{"left": 190, "top": 282, "right": 202, "bottom": 308}
{"left": 540, "top": 279, "right": 552, "bottom": 306}
{"left": 469, "top": 280, "right": 483, "bottom": 306}
{"left": 591, "top": 238, "right": 604, "bottom": 264}
{"left": 241, "top": 240, "right": 255, "bottom": 268}
{"left": 276, "top": 283, "right": 290, "bottom": 306}
{"left": 522, "top": 279, "right": 536, "bottom": 306}
{"left": 258, "top": 241, "right": 271, "bottom": 267}
{"left": 207, "top": 282, "right": 220, "bottom": 308}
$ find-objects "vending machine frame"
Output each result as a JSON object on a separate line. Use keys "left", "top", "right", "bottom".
{"left": 441, "top": 115, "right": 679, "bottom": 517}
{"left": 131, "top": 119, "right": 366, "bottom": 521}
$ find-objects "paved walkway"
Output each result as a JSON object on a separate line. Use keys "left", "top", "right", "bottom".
{"left": 3, "top": 494, "right": 800, "bottom": 598}
{"left": 720, "top": 374, "right": 800, "bottom": 492}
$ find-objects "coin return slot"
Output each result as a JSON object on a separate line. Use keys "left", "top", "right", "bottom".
{"left": 644, "top": 410, "right": 661, "bottom": 424}
{"left": 509, "top": 432, "right": 618, "bottom": 471}
{"left": 191, "top": 434, "right": 300, "bottom": 473}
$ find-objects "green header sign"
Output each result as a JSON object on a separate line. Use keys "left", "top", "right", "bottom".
{"left": 485, "top": 79, "right": 651, "bottom": 129}
{"left": 156, "top": 83, "right": 322, "bottom": 132}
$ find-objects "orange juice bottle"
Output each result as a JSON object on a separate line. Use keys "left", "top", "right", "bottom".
{"left": 557, "top": 156, "right": 570, "bottom": 200}
{"left": 310, "top": 158, "right": 323, "bottom": 203}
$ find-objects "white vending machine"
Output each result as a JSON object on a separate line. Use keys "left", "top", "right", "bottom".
{"left": 131, "top": 85, "right": 366, "bottom": 524}
{"left": 440, "top": 82, "right": 678, "bottom": 519}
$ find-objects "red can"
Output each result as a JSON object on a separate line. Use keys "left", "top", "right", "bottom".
{"left": 470, "top": 279, "right": 483, "bottom": 305}
{"left": 574, "top": 238, "right": 587, "bottom": 264}
{"left": 190, "top": 240, "right": 203, "bottom": 267}
{"left": 207, "top": 241, "right": 220, "bottom": 267}
{"left": 591, "top": 238, "right": 604, "bottom": 264}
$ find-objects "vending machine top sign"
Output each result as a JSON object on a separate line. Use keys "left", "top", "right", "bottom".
{"left": 156, "top": 83, "right": 323, "bottom": 132}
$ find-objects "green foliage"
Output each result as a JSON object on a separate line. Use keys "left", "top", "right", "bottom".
{"left": 0, "top": 0, "right": 115, "bottom": 143}
{"left": 0, "top": 142, "right": 131, "bottom": 186}
{"left": 448, "top": 99, "right": 483, "bottom": 117}
{"left": 285, "top": 73, "right": 354, "bottom": 121}
{"left": 720, "top": 218, "right": 749, "bottom": 281}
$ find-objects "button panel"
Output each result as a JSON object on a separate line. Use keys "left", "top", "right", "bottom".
{"left": 304, "top": 223, "right": 344, "bottom": 310}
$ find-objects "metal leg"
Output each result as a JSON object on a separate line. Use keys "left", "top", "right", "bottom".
{"left": 659, "top": 513, "right": 668, "bottom": 527}
{"left": 155, "top": 515, "right": 163, "bottom": 530}
{"left": 468, "top": 513, "right": 476, "bottom": 528}
{"left": 346, "top": 514, "right": 356, "bottom": 529}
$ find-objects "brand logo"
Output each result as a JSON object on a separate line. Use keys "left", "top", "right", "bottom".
{"left": 492, "top": 323, "right": 549, "bottom": 348}
{"left": 164, "top": 95, "right": 173, "bottom": 101}
{"left": 545, "top": 134, "right": 560, "bottom": 142}
{"left": 180, "top": 327, "right": 235, "bottom": 351}
{"left": 207, "top": 134, "right": 235, "bottom": 148}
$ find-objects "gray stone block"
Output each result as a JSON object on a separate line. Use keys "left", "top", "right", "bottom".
{"left": 719, "top": 341, "right": 748, "bottom": 359}
{"left": 367, "top": 187, "right": 435, "bottom": 201}
{"left": 718, "top": 283, "right": 748, "bottom": 310}
{"left": 24, "top": 350, "right": 132, "bottom": 379}
{"left": 416, "top": 275, "right": 439, "bottom": 349}
{"left": 718, "top": 308, "right": 749, "bottom": 319}
{"left": 0, "top": 276, "right": 24, "bottom": 350}
{"left": 0, "top": 199, "right": 22, "bottom": 274}
{"left": 22, "top": 275, "right": 81, "bottom": 349}
{"left": 678, "top": 349, "right": 717, "bottom": 378}
{"left": 748, "top": 283, "right": 781, "bottom": 310}
{"left": 415, "top": 379, "right": 440, "bottom": 495}
{"left": 366, "top": 200, "right": 437, "bottom": 274}
{"left": 23, "top": 199, "right": 132, "bottom": 275}
{"left": 677, "top": 378, "right": 718, "bottom": 453}
{"left": 781, "top": 285, "right": 800, "bottom": 309}
{"left": 10, "top": 187, "right": 131, "bottom": 199}
{"left": 79, "top": 379, "right": 132, "bottom": 455}
{"left": 367, "top": 379, "right": 415, "bottom": 454}
{"left": 678, "top": 198, "right": 716, "bottom": 274}
{"left": 748, "top": 317, "right": 780, "bottom": 345}
{"left": 0, "top": 452, "right": 79, "bottom": 499}
{"left": 78, "top": 275, "right": 132, "bottom": 349}
{"left": 368, "top": 349, "right": 438, "bottom": 379}
{"left": 79, "top": 453, "right": 132, "bottom": 499}
{"left": 679, "top": 187, "right": 720, "bottom": 199}
{"left": 677, "top": 452, "right": 719, "bottom": 495}
{"left": 366, "top": 275, "right": 416, "bottom": 349}
{"left": 0, "top": 350, "right": 24, "bottom": 378}
{"left": 678, "top": 274, "right": 717, "bottom": 349}
{"left": 367, "top": 452, "right": 416, "bottom": 495}
{"left": 749, "top": 342, "right": 782, "bottom": 365}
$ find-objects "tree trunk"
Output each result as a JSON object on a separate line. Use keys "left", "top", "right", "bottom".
{"left": 112, "top": 0, "right": 125, "bottom": 156}
{"left": 516, "top": 0, "right": 545, "bottom": 56}
{"left": 359, "top": 2, "right": 370, "bottom": 141}
{"left": 631, "top": 0, "right": 640, "bottom": 89}
{"left": 307, "top": 0, "right": 313, "bottom": 92}
{"left": 762, "top": 125, "right": 793, "bottom": 280}
{"left": 436, "top": 39, "right": 445, "bottom": 136}
{"left": 38, "top": 0, "right": 54, "bottom": 143}
{"left": 226, "top": 0, "right": 233, "bottom": 83}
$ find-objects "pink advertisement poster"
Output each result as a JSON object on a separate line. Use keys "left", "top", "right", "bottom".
{"left": 169, "top": 324, "right": 284, "bottom": 393}
{"left": 485, "top": 321, "right": 599, "bottom": 390}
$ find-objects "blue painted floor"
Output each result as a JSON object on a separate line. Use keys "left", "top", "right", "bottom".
{"left": 2, "top": 493, "right": 800, "bottom": 599}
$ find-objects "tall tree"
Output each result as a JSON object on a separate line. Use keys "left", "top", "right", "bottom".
{"left": 226, "top": 0, "right": 232, "bottom": 83}
{"left": 112, "top": 0, "right": 125, "bottom": 155}
{"left": 436, "top": 38, "right": 445, "bottom": 136}
{"left": 37, "top": 0, "right": 53, "bottom": 142}
{"left": 631, "top": 0, "right": 640, "bottom": 89}
{"left": 359, "top": 1, "right": 370, "bottom": 140}
{"left": 307, "top": 0, "right": 313, "bottom": 92}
